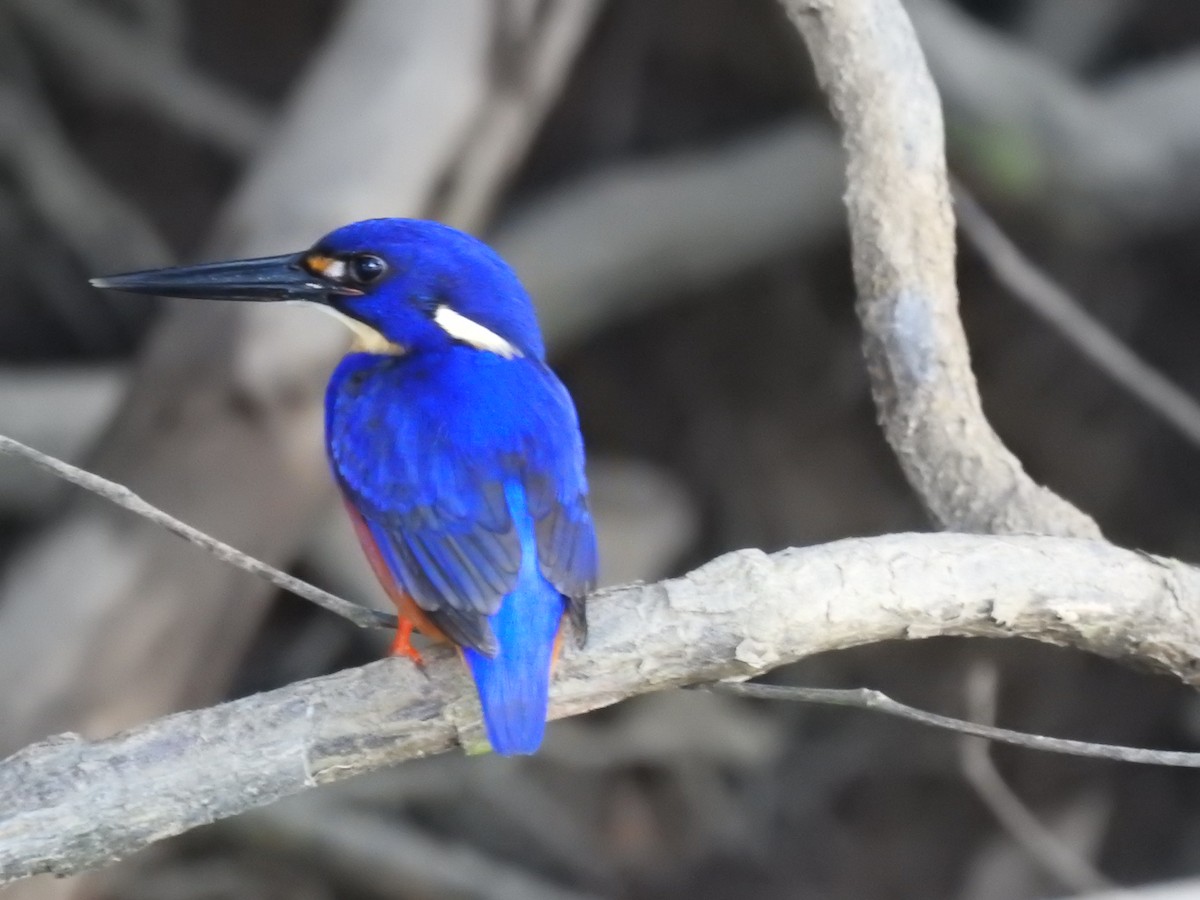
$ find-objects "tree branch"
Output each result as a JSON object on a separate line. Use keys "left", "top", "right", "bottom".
{"left": 778, "top": 0, "right": 1100, "bottom": 539}
{"left": 4, "top": 532, "right": 1200, "bottom": 885}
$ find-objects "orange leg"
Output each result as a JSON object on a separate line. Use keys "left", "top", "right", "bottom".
{"left": 389, "top": 617, "right": 425, "bottom": 667}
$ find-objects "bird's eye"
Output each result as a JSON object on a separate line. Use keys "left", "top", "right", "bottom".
{"left": 349, "top": 254, "right": 387, "bottom": 284}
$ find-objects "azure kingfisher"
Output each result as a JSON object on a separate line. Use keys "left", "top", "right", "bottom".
{"left": 92, "top": 218, "right": 597, "bottom": 755}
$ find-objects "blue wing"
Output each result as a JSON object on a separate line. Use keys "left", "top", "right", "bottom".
{"left": 326, "top": 349, "right": 596, "bottom": 655}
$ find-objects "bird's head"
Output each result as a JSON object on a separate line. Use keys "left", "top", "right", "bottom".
{"left": 92, "top": 218, "right": 545, "bottom": 360}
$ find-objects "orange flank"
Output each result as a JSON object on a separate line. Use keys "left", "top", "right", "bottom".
{"left": 341, "top": 496, "right": 448, "bottom": 665}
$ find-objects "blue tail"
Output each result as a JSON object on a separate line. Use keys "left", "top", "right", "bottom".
{"left": 464, "top": 580, "right": 564, "bottom": 755}
{"left": 463, "top": 482, "right": 565, "bottom": 755}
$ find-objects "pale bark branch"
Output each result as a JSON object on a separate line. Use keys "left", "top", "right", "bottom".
{"left": 3, "top": 533, "right": 1200, "bottom": 885}
{"left": 779, "top": 0, "right": 1099, "bottom": 539}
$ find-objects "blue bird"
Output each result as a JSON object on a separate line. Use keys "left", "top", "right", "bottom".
{"left": 92, "top": 219, "right": 597, "bottom": 755}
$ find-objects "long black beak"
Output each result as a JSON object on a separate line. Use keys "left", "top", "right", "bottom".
{"left": 90, "top": 253, "right": 345, "bottom": 303}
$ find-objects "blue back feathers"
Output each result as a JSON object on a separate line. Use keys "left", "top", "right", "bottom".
{"left": 320, "top": 219, "right": 596, "bottom": 755}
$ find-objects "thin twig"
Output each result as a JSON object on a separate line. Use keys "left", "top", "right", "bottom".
{"left": 955, "top": 185, "right": 1200, "bottom": 451}
{"left": 960, "top": 662, "right": 1114, "bottom": 893}
{"left": 0, "top": 434, "right": 396, "bottom": 631}
{"left": 704, "top": 682, "right": 1200, "bottom": 768}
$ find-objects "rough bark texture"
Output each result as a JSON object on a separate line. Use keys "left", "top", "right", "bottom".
{"left": 778, "top": 0, "right": 1101, "bottom": 538}
{"left": 2, "top": 533, "right": 1198, "bottom": 885}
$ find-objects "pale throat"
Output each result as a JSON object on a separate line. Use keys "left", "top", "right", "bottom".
{"left": 311, "top": 305, "right": 405, "bottom": 355}
{"left": 315, "top": 304, "right": 521, "bottom": 359}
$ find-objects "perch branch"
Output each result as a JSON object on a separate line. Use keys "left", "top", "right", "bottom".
{"left": 778, "top": 0, "right": 1100, "bottom": 538}
{"left": 0, "top": 435, "right": 395, "bottom": 631}
{"left": 4, "top": 532, "right": 1200, "bottom": 884}
{"left": 12, "top": 429, "right": 1188, "bottom": 770}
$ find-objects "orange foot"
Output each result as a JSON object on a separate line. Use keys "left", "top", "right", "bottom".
{"left": 389, "top": 617, "right": 425, "bottom": 667}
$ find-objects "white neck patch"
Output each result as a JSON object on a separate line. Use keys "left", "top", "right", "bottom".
{"left": 433, "top": 306, "right": 522, "bottom": 359}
